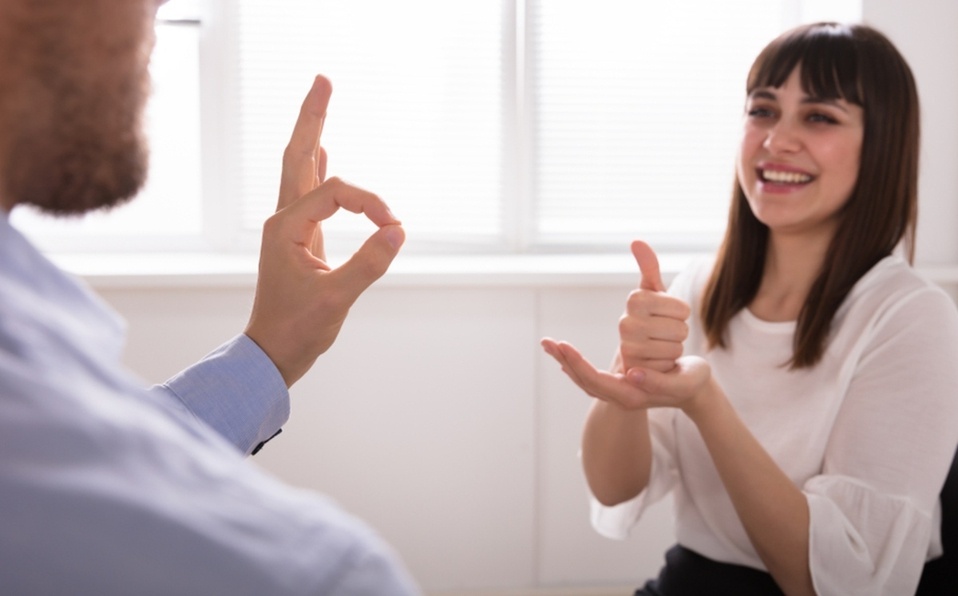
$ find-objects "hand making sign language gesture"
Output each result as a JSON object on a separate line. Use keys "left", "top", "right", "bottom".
{"left": 541, "top": 240, "right": 711, "bottom": 415}
{"left": 245, "top": 75, "right": 406, "bottom": 387}
{"left": 542, "top": 241, "right": 817, "bottom": 594}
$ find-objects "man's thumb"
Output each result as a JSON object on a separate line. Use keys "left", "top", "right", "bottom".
{"left": 335, "top": 224, "right": 405, "bottom": 297}
{"left": 631, "top": 240, "right": 665, "bottom": 292}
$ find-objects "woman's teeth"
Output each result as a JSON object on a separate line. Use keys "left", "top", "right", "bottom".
{"left": 761, "top": 169, "right": 812, "bottom": 184}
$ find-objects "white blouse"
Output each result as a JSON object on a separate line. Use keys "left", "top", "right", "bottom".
{"left": 591, "top": 255, "right": 958, "bottom": 596}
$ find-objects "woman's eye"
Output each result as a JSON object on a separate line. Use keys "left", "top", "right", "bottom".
{"left": 747, "top": 107, "right": 774, "bottom": 118}
{"left": 807, "top": 112, "right": 838, "bottom": 124}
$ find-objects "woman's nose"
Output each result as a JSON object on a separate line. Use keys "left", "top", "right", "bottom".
{"left": 763, "top": 118, "right": 802, "bottom": 154}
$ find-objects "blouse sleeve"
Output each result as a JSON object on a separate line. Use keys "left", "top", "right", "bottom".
{"left": 806, "top": 286, "right": 958, "bottom": 595}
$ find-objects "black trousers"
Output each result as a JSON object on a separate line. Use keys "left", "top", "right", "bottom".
{"left": 635, "top": 545, "right": 784, "bottom": 596}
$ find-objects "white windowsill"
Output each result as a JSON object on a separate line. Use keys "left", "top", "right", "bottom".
{"left": 47, "top": 250, "right": 958, "bottom": 291}
{"left": 50, "top": 251, "right": 704, "bottom": 289}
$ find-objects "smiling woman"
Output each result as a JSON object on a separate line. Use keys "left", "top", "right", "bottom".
{"left": 541, "top": 21, "right": 958, "bottom": 596}
{"left": 738, "top": 69, "right": 865, "bottom": 244}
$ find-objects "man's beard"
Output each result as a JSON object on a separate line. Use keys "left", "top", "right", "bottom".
{"left": 7, "top": 101, "right": 150, "bottom": 217}
{"left": 0, "top": 1, "right": 153, "bottom": 216}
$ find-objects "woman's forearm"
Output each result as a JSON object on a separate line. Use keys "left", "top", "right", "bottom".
{"left": 581, "top": 399, "right": 653, "bottom": 506}
{"left": 686, "top": 381, "right": 815, "bottom": 595}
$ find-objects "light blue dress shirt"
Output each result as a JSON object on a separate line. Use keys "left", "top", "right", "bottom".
{"left": 0, "top": 212, "right": 420, "bottom": 595}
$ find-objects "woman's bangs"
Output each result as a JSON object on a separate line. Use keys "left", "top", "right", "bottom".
{"left": 747, "top": 24, "right": 863, "bottom": 106}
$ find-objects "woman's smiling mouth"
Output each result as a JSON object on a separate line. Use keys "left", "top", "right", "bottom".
{"left": 759, "top": 168, "right": 814, "bottom": 184}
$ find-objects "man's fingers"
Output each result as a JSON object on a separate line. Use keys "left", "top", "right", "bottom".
{"left": 318, "top": 146, "right": 328, "bottom": 184}
{"left": 631, "top": 240, "right": 665, "bottom": 292}
{"left": 280, "top": 177, "right": 400, "bottom": 245}
{"left": 329, "top": 224, "right": 405, "bottom": 299}
{"left": 287, "top": 75, "right": 331, "bottom": 163}
{"left": 278, "top": 75, "right": 333, "bottom": 209}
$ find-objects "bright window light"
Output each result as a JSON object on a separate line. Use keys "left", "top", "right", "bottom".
{"left": 11, "top": 0, "right": 863, "bottom": 257}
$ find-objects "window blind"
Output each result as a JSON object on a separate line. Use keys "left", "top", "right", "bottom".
{"left": 234, "top": 0, "right": 506, "bottom": 249}
{"left": 530, "top": 0, "right": 786, "bottom": 250}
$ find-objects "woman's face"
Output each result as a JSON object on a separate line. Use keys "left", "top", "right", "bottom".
{"left": 736, "top": 67, "right": 864, "bottom": 240}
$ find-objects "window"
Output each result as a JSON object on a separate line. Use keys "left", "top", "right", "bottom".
{"left": 231, "top": 0, "right": 506, "bottom": 252}
{"left": 12, "top": 0, "right": 861, "bottom": 258}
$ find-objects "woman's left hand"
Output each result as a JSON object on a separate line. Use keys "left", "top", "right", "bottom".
{"left": 623, "top": 354, "right": 715, "bottom": 416}
{"left": 541, "top": 338, "right": 714, "bottom": 413}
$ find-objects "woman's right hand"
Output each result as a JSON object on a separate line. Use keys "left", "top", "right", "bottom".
{"left": 540, "top": 240, "right": 693, "bottom": 411}
{"left": 618, "top": 240, "right": 691, "bottom": 374}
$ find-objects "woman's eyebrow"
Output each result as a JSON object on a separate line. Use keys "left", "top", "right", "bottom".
{"left": 748, "top": 89, "right": 777, "bottom": 101}
{"left": 801, "top": 96, "right": 851, "bottom": 113}
{"left": 748, "top": 89, "right": 851, "bottom": 114}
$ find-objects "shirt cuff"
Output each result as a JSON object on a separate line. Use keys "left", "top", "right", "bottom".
{"left": 162, "top": 334, "right": 290, "bottom": 455}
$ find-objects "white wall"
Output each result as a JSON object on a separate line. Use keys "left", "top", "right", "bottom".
{"left": 864, "top": 0, "right": 958, "bottom": 267}
{"left": 97, "top": 276, "right": 675, "bottom": 594}
{"left": 87, "top": 0, "right": 957, "bottom": 594}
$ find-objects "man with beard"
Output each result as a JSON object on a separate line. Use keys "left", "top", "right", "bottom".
{"left": 0, "top": 0, "right": 418, "bottom": 594}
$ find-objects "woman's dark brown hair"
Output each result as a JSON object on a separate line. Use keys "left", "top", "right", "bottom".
{"left": 701, "top": 22, "right": 920, "bottom": 368}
